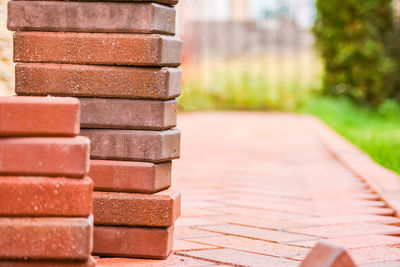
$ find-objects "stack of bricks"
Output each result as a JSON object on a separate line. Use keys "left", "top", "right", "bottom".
{"left": 0, "top": 96, "right": 94, "bottom": 266}
{"left": 8, "top": 0, "right": 182, "bottom": 260}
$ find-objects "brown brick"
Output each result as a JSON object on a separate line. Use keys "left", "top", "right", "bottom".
{"left": 80, "top": 98, "right": 177, "bottom": 130}
{"left": 93, "top": 225, "right": 174, "bottom": 259}
{"left": 93, "top": 188, "right": 180, "bottom": 227}
{"left": 13, "top": 0, "right": 178, "bottom": 5}
{"left": 8, "top": 2, "right": 175, "bottom": 35}
{"left": 0, "top": 96, "right": 80, "bottom": 137}
{"left": 89, "top": 160, "right": 171, "bottom": 193}
{"left": 0, "top": 257, "right": 96, "bottom": 267}
{"left": 81, "top": 129, "right": 180, "bottom": 163}
{"left": 300, "top": 241, "right": 357, "bottom": 267}
{"left": 0, "top": 217, "right": 93, "bottom": 260}
{"left": 16, "top": 64, "right": 181, "bottom": 100}
{"left": 0, "top": 136, "right": 90, "bottom": 177}
{"left": 14, "top": 32, "right": 182, "bottom": 66}
{"left": 0, "top": 176, "right": 93, "bottom": 217}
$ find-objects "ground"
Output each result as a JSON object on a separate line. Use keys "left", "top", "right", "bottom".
{"left": 96, "top": 112, "right": 400, "bottom": 266}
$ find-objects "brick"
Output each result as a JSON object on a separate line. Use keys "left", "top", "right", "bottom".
{"left": 0, "top": 96, "right": 80, "bottom": 137}
{"left": 0, "top": 217, "right": 93, "bottom": 260}
{"left": 0, "top": 136, "right": 90, "bottom": 177}
{"left": 93, "top": 188, "right": 180, "bottom": 227}
{"left": 81, "top": 129, "right": 180, "bottom": 163}
{"left": 299, "top": 241, "right": 357, "bottom": 267}
{"left": 95, "top": 254, "right": 213, "bottom": 267}
{"left": 93, "top": 225, "right": 174, "bottom": 259}
{"left": 16, "top": 64, "right": 181, "bottom": 100}
{"left": 14, "top": 32, "right": 182, "bottom": 66}
{"left": 0, "top": 257, "right": 96, "bottom": 267}
{"left": 0, "top": 176, "right": 93, "bottom": 217}
{"left": 14, "top": 0, "right": 179, "bottom": 6}
{"left": 89, "top": 160, "right": 171, "bottom": 193}
{"left": 177, "top": 248, "right": 299, "bottom": 267}
{"left": 8, "top": 2, "right": 175, "bottom": 35}
{"left": 197, "top": 224, "right": 319, "bottom": 243}
{"left": 80, "top": 98, "right": 177, "bottom": 131}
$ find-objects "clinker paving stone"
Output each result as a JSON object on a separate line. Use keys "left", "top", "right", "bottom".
{"left": 81, "top": 129, "right": 180, "bottom": 163}
{"left": 16, "top": 64, "right": 181, "bottom": 100}
{"left": 0, "top": 176, "right": 93, "bottom": 217}
{"left": 299, "top": 241, "right": 357, "bottom": 267}
{"left": 0, "top": 257, "right": 96, "bottom": 267}
{"left": 13, "top": 0, "right": 179, "bottom": 6}
{"left": 14, "top": 32, "right": 182, "bottom": 66}
{"left": 80, "top": 98, "right": 177, "bottom": 130}
{"left": 0, "top": 136, "right": 90, "bottom": 177}
{"left": 89, "top": 160, "right": 171, "bottom": 193}
{"left": 93, "top": 188, "right": 180, "bottom": 227}
{"left": 0, "top": 96, "right": 80, "bottom": 137}
{"left": 8, "top": 2, "right": 176, "bottom": 35}
{"left": 93, "top": 225, "right": 174, "bottom": 259}
{"left": 0, "top": 217, "right": 93, "bottom": 260}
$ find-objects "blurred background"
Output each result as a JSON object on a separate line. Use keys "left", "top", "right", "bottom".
{"left": 1, "top": 0, "right": 400, "bottom": 174}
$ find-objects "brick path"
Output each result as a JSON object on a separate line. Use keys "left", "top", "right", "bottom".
{"left": 97, "top": 112, "right": 400, "bottom": 266}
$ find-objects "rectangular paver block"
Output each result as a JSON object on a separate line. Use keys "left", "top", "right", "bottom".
{"left": 80, "top": 129, "right": 180, "bottom": 163}
{"left": 89, "top": 160, "right": 171, "bottom": 193}
{"left": 0, "top": 257, "right": 96, "bottom": 267}
{"left": 8, "top": 2, "right": 175, "bottom": 35}
{"left": 0, "top": 217, "right": 93, "bottom": 260}
{"left": 14, "top": 32, "right": 182, "bottom": 66}
{"left": 93, "top": 188, "right": 180, "bottom": 227}
{"left": 14, "top": 0, "right": 179, "bottom": 6}
{"left": 0, "top": 96, "right": 80, "bottom": 137}
{"left": 0, "top": 176, "right": 93, "bottom": 217}
{"left": 93, "top": 225, "right": 174, "bottom": 259}
{"left": 16, "top": 64, "right": 181, "bottom": 100}
{"left": 0, "top": 136, "right": 90, "bottom": 177}
{"left": 300, "top": 241, "right": 357, "bottom": 267}
{"left": 80, "top": 98, "right": 177, "bottom": 130}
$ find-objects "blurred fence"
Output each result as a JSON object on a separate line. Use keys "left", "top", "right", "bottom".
{"left": 177, "top": 0, "right": 321, "bottom": 110}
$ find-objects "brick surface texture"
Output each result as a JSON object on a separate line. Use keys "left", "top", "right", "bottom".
{"left": 0, "top": 136, "right": 90, "bottom": 177}
{"left": 8, "top": 2, "right": 176, "bottom": 34}
{"left": 0, "top": 96, "right": 80, "bottom": 136}
{"left": 89, "top": 160, "right": 171, "bottom": 193}
{"left": 16, "top": 64, "right": 181, "bottom": 100}
{"left": 14, "top": 32, "right": 182, "bottom": 66}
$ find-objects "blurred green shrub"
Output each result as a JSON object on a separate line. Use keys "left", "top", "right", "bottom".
{"left": 313, "top": 0, "right": 400, "bottom": 105}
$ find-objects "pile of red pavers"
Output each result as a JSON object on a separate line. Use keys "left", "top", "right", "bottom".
{"left": 8, "top": 0, "right": 182, "bottom": 260}
{"left": 0, "top": 96, "right": 94, "bottom": 266}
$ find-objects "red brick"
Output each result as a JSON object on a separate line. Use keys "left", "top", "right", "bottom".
{"left": 0, "top": 257, "right": 96, "bottom": 267}
{"left": 81, "top": 129, "right": 180, "bottom": 163}
{"left": 16, "top": 64, "right": 181, "bottom": 100}
{"left": 93, "top": 188, "right": 180, "bottom": 227}
{"left": 14, "top": 0, "right": 178, "bottom": 6}
{"left": 300, "top": 241, "right": 357, "bottom": 267}
{"left": 89, "top": 160, "right": 171, "bottom": 193}
{"left": 14, "top": 32, "right": 182, "bottom": 67}
{"left": 0, "top": 96, "right": 80, "bottom": 137}
{"left": 177, "top": 248, "right": 300, "bottom": 266}
{"left": 0, "top": 176, "right": 93, "bottom": 217}
{"left": 8, "top": 2, "right": 175, "bottom": 35}
{"left": 93, "top": 225, "right": 174, "bottom": 259}
{"left": 0, "top": 136, "right": 90, "bottom": 177}
{"left": 0, "top": 217, "right": 93, "bottom": 260}
{"left": 80, "top": 98, "right": 177, "bottom": 130}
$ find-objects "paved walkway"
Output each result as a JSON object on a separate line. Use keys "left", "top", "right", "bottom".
{"left": 97, "top": 112, "right": 400, "bottom": 266}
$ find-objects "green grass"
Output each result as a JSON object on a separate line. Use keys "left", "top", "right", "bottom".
{"left": 301, "top": 97, "right": 400, "bottom": 174}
